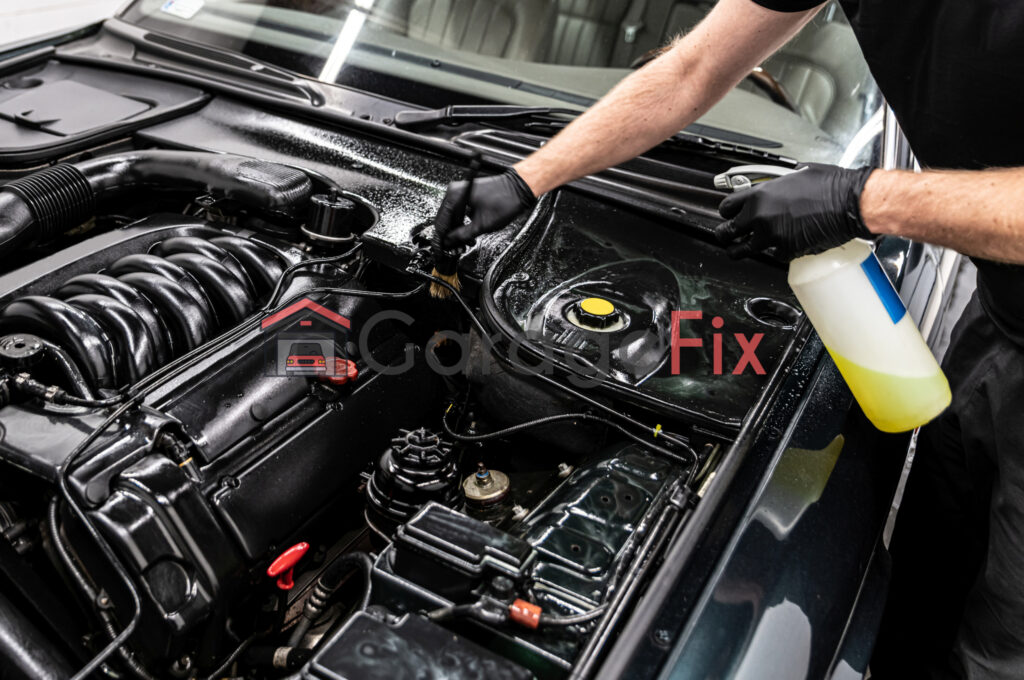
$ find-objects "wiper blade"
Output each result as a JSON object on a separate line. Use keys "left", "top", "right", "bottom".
{"left": 394, "top": 105, "right": 581, "bottom": 131}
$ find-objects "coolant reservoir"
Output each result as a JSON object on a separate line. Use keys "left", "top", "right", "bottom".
{"left": 788, "top": 239, "right": 951, "bottom": 432}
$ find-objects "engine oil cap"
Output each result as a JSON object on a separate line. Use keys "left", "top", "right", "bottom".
{"left": 569, "top": 297, "right": 625, "bottom": 331}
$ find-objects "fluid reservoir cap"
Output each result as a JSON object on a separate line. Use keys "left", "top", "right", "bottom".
{"left": 580, "top": 297, "right": 615, "bottom": 317}
{"left": 570, "top": 297, "right": 624, "bottom": 331}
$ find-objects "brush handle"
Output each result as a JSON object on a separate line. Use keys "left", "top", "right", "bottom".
{"left": 433, "top": 154, "right": 483, "bottom": 256}
{"left": 466, "top": 154, "right": 482, "bottom": 182}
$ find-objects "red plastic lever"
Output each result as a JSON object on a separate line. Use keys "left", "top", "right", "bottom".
{"left": 320, "top": 358, "right": 358, "bottom": 386}
{"left": 267, "top": 542, "right": 309, "bottom": 591}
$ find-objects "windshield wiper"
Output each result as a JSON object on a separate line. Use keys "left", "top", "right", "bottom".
{"left": 394, "top": 105, "right": 581, "bottom": 131}
{"left": 394, "top": 104, "right": 788, "bottom": 162}
{"left": 103, "top": 20, "right": 324, "bottom": 106}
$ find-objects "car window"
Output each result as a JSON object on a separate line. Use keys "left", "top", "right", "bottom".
{"left": 289, "top": 343, "right": 324, "bottom": 356}
{"left": 120, "top": 0, "right": 883, "bottom": 164}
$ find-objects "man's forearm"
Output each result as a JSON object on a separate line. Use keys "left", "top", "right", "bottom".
{"left": 513, "top": 50, "right": 723, "bottom": 196}
{"left": 862, "top": 168, "right": 1024, "bottom": 264}
{"left": 513, "top": 0, "right": 820, "bottom": 196}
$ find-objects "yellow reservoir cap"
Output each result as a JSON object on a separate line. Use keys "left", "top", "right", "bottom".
{"left": 580, "top": 297, "right": 615, "bottom": 317}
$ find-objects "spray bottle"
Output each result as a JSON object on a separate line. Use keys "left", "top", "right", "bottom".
{"left": 788, "top": 239, "right": 950, "bottom": 431}
{"left": 716, "top": 166, "right": 951, "bottom": 433}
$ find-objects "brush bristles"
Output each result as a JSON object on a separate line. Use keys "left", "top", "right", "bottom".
{"left": 429, "top": 268, "right": 461, "bottom": 299}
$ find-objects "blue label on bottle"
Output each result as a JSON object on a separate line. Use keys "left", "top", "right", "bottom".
{"left": 861, "top": 254, "right": 906, "bottom": 325}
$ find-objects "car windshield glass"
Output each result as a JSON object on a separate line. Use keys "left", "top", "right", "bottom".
{"left": 289, "top": 342, "right": 324, "bottom": 354}
{"left": 120, "top": 0, "right": 882, "bottom": 165}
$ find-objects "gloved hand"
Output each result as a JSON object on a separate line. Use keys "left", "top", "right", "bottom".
{"left": 714, "top": 164, "right": 876, "bottom": 261}
{"left": 435, "top": 168, "right": 537, "bottom": 249}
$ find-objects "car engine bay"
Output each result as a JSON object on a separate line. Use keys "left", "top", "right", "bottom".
{"left": 0, "top": 53, "right": 812, "bottom": 680}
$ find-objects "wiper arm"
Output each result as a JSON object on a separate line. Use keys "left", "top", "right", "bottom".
{"left": 396, "top": 104, "right": 790, "bottom": 163}
{"left": 394, "top": 105, "right": 581, "bottom": 131}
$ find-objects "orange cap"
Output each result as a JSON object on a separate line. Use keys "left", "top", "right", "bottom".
{"left": 509, "top": 599, "right": 542, "bottom": 630}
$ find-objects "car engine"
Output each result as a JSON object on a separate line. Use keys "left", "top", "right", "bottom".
{"left": 0, "top": 124, "right": 798, "bottom": 679}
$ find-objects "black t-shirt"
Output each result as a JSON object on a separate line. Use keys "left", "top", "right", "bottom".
{"left": 754, "top": 0, "right": 1024, "bottom": 343}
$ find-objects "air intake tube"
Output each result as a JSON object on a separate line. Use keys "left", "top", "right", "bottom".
{"left": 0, "top": 150, "right": 313, "bottom": 252}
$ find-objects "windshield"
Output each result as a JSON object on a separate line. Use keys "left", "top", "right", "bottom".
{"left": 120, "top": 0, "right": 882, "bottom": 164}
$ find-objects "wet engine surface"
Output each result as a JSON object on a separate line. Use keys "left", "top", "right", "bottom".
{"left": 0, "top": 55, "right": 810, "bottom": 680}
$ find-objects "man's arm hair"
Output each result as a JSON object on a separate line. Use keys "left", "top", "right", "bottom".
{"left": 862, "top": 168, "right": 1024, "bottom": 264}
{"left": 514, "top": 0, "right": 824, "bottom": 196}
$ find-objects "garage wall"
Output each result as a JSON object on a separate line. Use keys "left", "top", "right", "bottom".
{"left": 1, "top": 0, "right": 125, "bottom": 48}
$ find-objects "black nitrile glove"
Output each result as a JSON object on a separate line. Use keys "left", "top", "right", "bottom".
{"left": 436, "top": 169, "right": 537, "bottom": 249}
{"left": 714, "top": 164, "right": 876, "bottom": 261}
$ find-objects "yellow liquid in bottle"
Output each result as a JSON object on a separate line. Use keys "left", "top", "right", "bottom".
{"left": 827, "top": 349, "right": 952, "bottom": 433}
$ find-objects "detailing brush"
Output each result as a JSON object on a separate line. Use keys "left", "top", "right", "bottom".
{"left": 429, "top": 248, "right": 462, "bottom": 300}
{"left": 430, "top": 156, "right": 481, "bottom": 299}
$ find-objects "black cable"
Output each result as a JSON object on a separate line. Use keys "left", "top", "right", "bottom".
{"left": 426, "top": 601, "right": 608, "bottom": 628}
{"left": 201, "top": 634, "right": 257, "bottom": 680}
{"left": 287, "top": 551, "right": 373, "bottom": 648}
{"left": 54, "top": 392, "right": 126, "bottom": 407}
{"left": 539, "top": 603, "right": 609, "bottom": 627}
{"left": 416, "top": 268, "right": 698, "bottom": 470}
{"left": 426, "top": 603, "right": 506, "bottom": 627}
{"left": 441, "top": 406, "right": 694, "bottom": 467}
{"left": 261, "top": 242, "right": 363, "bottom": 313}
{"left": 53, "top": 395, "right": 147, "bottom": 680}
{"left": 50, "top": 450, "right": 156, "bottom": 680}
{"left": 47, "top": 499, "right": 99, "bottom": 605}
{"left": 443, "top": 409, "right": 598, "bottom": 442}
{"left": 11, "top": 373, "right": 128, "bottom": 408}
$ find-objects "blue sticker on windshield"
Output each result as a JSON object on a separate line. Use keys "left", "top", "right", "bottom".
{"left": 161, "top": 0, "right": 204, "bottom": 19}
{"left": 861, "top": 254, "right": 906, "bottom": 325}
